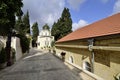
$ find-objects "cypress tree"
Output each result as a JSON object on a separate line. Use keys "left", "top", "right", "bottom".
{"left": 32, "top": 22, "right": 39, "bottom": 42}
{"left": 22, "top": 11, "right": 30, "bottom": 34}
{"left": 51, "top": 8, "right": 72, "bottom": 41}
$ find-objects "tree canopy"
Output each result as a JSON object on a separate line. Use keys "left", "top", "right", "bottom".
{"left": 51, "top": 8, "right": 72, "bottom": 41}
{"left": 32, "top": 22, "right": 39, "bottom": 42}
{"left": 15, "top": 14, "right": 31, "bottom": 53}
{"left": 22, "top": 11, "right": 30, "bottom": 34}
{"left": 0, "top": 0, "right": 23, "bottom": 36}
{"left": 15, "top": 11, "right": 30, "bottom": 35}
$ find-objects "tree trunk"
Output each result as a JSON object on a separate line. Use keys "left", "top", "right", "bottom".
{"left": 6, "top": 33, "right": 12, "bottom": 66}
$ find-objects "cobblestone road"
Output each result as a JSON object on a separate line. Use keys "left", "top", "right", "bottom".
{"left": 0, "top": 48, "right": 82, "bottom": 80}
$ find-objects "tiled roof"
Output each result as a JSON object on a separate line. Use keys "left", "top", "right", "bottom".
{"left": 56, "top": 13, "right": 120, "bottom": 43}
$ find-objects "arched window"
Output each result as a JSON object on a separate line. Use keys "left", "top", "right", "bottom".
{"left": 69, "top": 56, "right": 74, "bottom": 63}
{"left": 83, "top": 61, "right": 91, "bottom": 72}
{"left": 45, "top": 32, "right": 47, "bottom": 36}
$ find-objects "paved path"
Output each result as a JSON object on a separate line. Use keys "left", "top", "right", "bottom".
{"left": 0, "top": 48, "right": 82, "bottom": 80}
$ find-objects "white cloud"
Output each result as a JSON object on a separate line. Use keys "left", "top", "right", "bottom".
{"left": 72, "top": 19, "right": 88, "bottom": 31}
{"left": 22, "top": 0, "right": 88, "bottom": 31}
{"left": 22, "top": 0, "right": 65, "bottom": 29}
{"left": 67, "top": 0, "right": 86, "bottom": 10}
{"left": 113, "top": 0, "right": 120, "bottom": 14}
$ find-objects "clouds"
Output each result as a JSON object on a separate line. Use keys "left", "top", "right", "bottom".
{"left": 113, "top": 0, "right": 120, "bottom": 14}
{"left": 72, "top": 19, "right": 88, "bottom": 31}
{"left": 22, "top": 0, "right": 65, "bottom": 29}
{"left": 22, "top": 0, "right": 119, "bottom": 31}
{"left": 22, "top": 0, "right": 88, "bottom": 30}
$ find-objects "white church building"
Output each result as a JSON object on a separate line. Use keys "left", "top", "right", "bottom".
{"left": 37, "top": 29, "right": 54, "bottom": 49}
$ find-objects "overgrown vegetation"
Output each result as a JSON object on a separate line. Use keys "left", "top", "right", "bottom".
{"left": 16, "top": 34, "right": 30, "bottom": 53}
{"left": 0, "top": 48, "right": 7, "bottom": 64}
{"left": 32, "top": 22, "right": 39, "bottom": 43}
{"left": 15, "top": 11, "right": 31, "bottom": 53}
{"left": 0, "top": 0, "right": 23, "bottom": 66}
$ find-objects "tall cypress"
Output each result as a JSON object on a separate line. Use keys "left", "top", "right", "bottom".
{"left": 32, "top": 22, "right": 39, "bottom": 42}
{"left": 51, "top": 8, "right": 72, "bottom": 41}
{"left": 23, "top": 11, "right": 30, "bottom": 34}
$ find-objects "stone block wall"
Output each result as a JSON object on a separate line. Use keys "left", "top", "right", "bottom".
{"left": 55, "top": 35, "right": 120, "bottom": 80}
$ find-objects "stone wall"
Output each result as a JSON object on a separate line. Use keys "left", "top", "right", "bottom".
{"left": 11, "top": 37, "right": 22, "bottom": 61}
{"left": 55, "top": 35, "right": 120, "bottom": 80}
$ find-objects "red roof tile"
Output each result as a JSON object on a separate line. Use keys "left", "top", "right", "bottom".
{"left": 56, "top": 13, "right": 120, "bottom": 43}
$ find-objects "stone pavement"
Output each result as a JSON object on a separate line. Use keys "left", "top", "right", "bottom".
{"left": 0, "top": 48, "right": 82, "bottom": 80}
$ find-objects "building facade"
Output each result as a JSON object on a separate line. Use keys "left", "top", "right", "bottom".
{"left": 55, "top": 13, "right": 120, "bottom": 80}
{"left": 37, "top": 29, "right": 54, "bottom": 49}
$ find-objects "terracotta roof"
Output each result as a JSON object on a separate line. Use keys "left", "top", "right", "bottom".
{"left": 56, "top": 13, "right": 120, "bottom": 43}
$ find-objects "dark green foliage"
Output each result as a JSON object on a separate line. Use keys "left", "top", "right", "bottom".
{"left": 15, "top": 11, "right": 31, "bottom": 53}
{"left": 51, "top": 8, "right": 72, "bottom": 41}
{"left": 16, "top": 34, "right": 30, "bottom": 53}
{"left": 0, "top": 48, "right": 7, "bottom": 63}
{"left": 51, "top": 40, "right": 55, "bottom": 47}
{"left": 32, "top": 22, "right": 39, "bottom": 42}
{"left": 15, "top": 11, "right": 30, "bottom": 35}
{"left": 22, "top": 11, "right": 30, "bottom": 34}
{"left": 0, "top": 0, "right": 23, "bottom": 36}
{"left": 0, "top": 0, "right": 23, "bottom": 66}
{"left": 43, "top": 24, "right": 50, "bottom": 30}
{"left": 15, "top": 17, "right": 26, "bottom": 35}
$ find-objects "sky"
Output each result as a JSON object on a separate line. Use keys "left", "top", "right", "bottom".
{"left": 22, "top": 0, "right": 120, "bottom": 31}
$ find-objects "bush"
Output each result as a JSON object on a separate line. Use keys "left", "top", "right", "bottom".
{"left": 0, "top": 48, "right": 7, "bottom": 64}
{"left": 16, "top": 34, "right": 30, "bottom": 53}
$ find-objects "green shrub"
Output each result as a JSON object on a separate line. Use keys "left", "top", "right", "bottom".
{"left": 51, "top": 41, "right": 55, "bottom": 47}
{"left": 0, "top": 48, "right": 7, "bottom": 63}
{"left": 16, "top": 34, "right": 30, "bottom": 53}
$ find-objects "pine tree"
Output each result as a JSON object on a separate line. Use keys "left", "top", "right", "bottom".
{"left": 22, "top": 11, "right": 30, "bottom": 34}
{"left": 15, "top": 16, "right": 25, "bottom": 35}
{"left": 51, "top": 8, "right": 72, "bottom": 41}
{"left": 32, "top": 22, "right": 39, "bottom": 42}
{"left": 15, "top": 16, "right": 30, "bottom": 54}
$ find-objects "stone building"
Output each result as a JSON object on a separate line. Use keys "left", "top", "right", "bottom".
{"left": 37, "top": 29, "right": 54, "bottom": 49}
{"left": 55, "top": 13, "right": 120, "bottom": 80}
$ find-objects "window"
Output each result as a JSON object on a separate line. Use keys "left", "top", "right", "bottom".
{"left": 83, "top": 61, "right": 91, "bottom": 72}
{"left": 45, "top": 41, "right": 49, "bottom": 46}
{"left": 69, "top": 56, "right": 74, "bottom": 63}
{"left": 45, "top": 32, "right": 47, "bottom": 36}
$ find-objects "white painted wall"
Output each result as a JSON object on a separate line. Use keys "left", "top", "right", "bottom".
{"left": 11, "top": 37, "right": 22, "bottom": 61}
{"left": 37, "top": 30, "right": 54, "bottom": 49}
{"left": 0, "top": 36, "right": 23, "bottom": 61}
